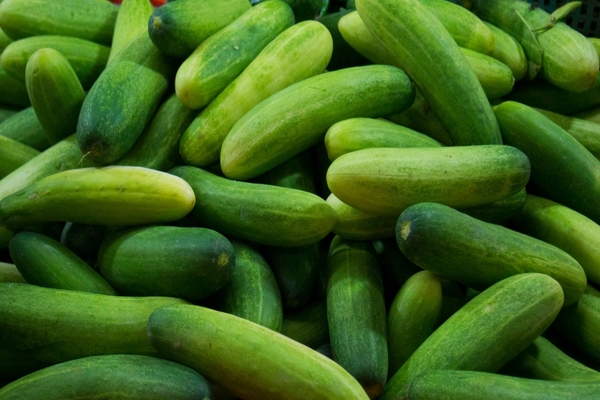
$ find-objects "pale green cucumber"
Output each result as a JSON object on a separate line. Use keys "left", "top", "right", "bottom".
{"left": 0, "top": 136, "right": 39, "bottom": 179}
{"left": 0, "top": 166, "right": 196, "bottom": 231}
{"left": 0, "top": 64, "right": 28, "bottom": 107}
{"left": 380, "top": 273, "right": 564, "bottom": 399}
{"left": 221, "top": 65, "right": 415, "bottom": 180}
{"left": 356, "top": 0, "right": 501, "bottom": 146}
{"left": 148, "top": 304, "right": 369, "bottom": 400}
{"left": 175, "top": 0, "right": 294, "bottom": 110}
{"left": 460, "top": 47, "right": 514, "bottom": 99}
{"left": 280, "top": 301, "right": 329, "bottom": 349}
{"left": 0, "top": 263, "right": 24, "bottom": 283}
{"left": 25, "top": 48, "right": 85, "bottom": 145}
{"left": 327, "top": 146, "right": 530, "bottom": 216}
{"left": 179, "top": 21, "right": 333, "bottom": 168}
{"left": 108, "top": 0, "right": 153, "bottom": 62}
{"left": 327, "top": 194, "right": 395, "bottom": 241}
{"left": 0, "top": 107, "right": 50, "bottom": 151}
{"left": 325, "top": 117, "right": 441, "bottom": 161}
{"left": 484, "top": 21, "right": 527, "bottom": 81}
{"left": 337, "top": 11, "right": 394, "bottom": 66}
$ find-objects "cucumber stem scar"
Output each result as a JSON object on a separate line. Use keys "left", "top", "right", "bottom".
{"left": 401, "top": 221, "right": 411, "bottom": 240}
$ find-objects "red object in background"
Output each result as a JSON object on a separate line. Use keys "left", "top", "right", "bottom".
{"left": 109, "top": 0, "right": 167, "bottom": 6}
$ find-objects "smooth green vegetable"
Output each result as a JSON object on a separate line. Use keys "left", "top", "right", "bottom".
{"left": 0, "top": 136, "right": 39, "bottom": 179}
{"left": 0, "top": 107, "right": 50, "bottom": 151}
{"left": 484, "top": 21, "right": 527, "bottom": 81}
{"left": 0, "top": 64, "right": 29, "bottom": 107}
{"left": 326, "top": 194, "right": 395, "bottom": 240}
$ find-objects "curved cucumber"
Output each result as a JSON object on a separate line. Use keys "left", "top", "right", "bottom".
{"left": 327, "top": 194, "right": 395, "bottom": 241}
{"left": 0, "top": 136, "right": 39, "bottom": 179}
{"left": 148, "top": 304, "right": 369, "bottom": 400}
{"left": 0, "top": 166, "right": 196, "bottom": 231}
{"left": 0, "top": 263, "right": 24, "bottom": 283}
{"left": 0, "top": 64, "right": 29, "bottom": 107}
{"left": 484, "top": 21, "right": 527, "bottom": 81}
{"left": 327, "top": 146, "right": 530, "bottom": 216}
{"left": 170, "top": 166, "right": 336, "bottom": 247}
{"left": 0, "top": 107, "right": 50, "bottom": 151}
{"left": 176, "top": 0, "right": 294, "bottom": 110}
{"left": 179, "top": 20, "right": 332, "bottom": 168}
{"left": 280, "top": 301, "right": 329, "bottom": 349}
{"left": 108, "top": 0, "right": 153, "bottom": 62}
{"left": 221, "top": 65, "right": 415, "bottom": 180}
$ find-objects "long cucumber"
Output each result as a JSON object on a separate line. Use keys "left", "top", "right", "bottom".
{"left": 108, "top": 0, "right": 153, "bottom": 62}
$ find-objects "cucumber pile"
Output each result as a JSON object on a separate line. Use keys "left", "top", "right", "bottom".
{"left": 1, "top": 0, "right": 600, "bottom": 398}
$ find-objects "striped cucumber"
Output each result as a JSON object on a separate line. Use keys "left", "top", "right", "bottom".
{"left": 484, "top": 21, "right": 527, "bottom": 81}
{"left": 0, "top": 107, "right": 49, "bottom": 151}
{"left": 0, "top": 263, "right": 24, "bottom": 283}
{"left": 0, "top": 64, "right": 28, "bottom": 107}
{"left": 0, "top": 136, "right": 39, "bottom": 179}
{"left": 108, "top": 0, "right": 153, "bottom": 62}
{"left": 280, "top": 301, "right": 329, "bottom": 349}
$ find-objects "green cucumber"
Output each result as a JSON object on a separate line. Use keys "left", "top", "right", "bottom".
{"left": 337, "top": 11, "right": 394, "bottom": 66}
{"left": 221, "top": 64, "right": 415, "bottom": 180}
{"left": 0, "top": 27, "right": 12, "bottom": 54}
{"left": 60, "top": 223, "right": 108, "bottom": 267}
{"left": 0, "top": 105, "right": 18, "bottom": 125}
{"left": 327, "top": 193, "right": 395, "bottom": 241}
{"left": 0, "top": 0, "right": 117, "bottom": 45}
{"left": 495, "top": 101, "right": 600, "bottom": 225}
{"left": 280, "top": 300, "right": 329, "bottom": 349}
{"left": 256, "top": 148, "right": 317, "bottom": 193}
{"left": 317, "top": 10, "right": 368, "bottom": 71}
{"left": 1, "top": 36, "right": 110, "bottom": 90}
{"left": 179, "top": 21, "right": 332, "bottom": 168}
{"left": 169, "top": 166, "right": 336, "bottom": 247}
{"left": 115, "top": 94, "right": 197, "bottom": 171}
{"left": 327, "top": 146, "right": 530, "bottom": 216}
{"left": 148, "top": 0, "right": 251, "bottom": 58}
{"left": 0, "top": 107, "right": 50, "bottom": 151}
{"left": 381, "top": 273, "right": 564, "bottom": 399}
{"left": 0, "top": 355, "right": 212, "bottom": 400}
{"left": 176, "top": 0, "right": 294, "bottom": 110}
{"left": 0, "top": 64, "right": 29, "bottom": 107}
{"left": 77, "top": 33, "right": 175, "bottom": 164}
{"left": 216, "top": 240, "right": 282, "bottom": 332}
{"left": 327, "top": 238, "right": 387, "bottom": 398}
{"left": 0, "top": 262, "right": 24, "bottom": 283}
{"left": 108, "top": 0, "right": 154, "bottom": 62}
{"left": 25, "top": 48, "right": 85, "bottom": 145}
{"left": 0, "top": 166, "right": 196, "bottom": 231}
{"left": 281, "top": 0, "right": 328, "bottom": 22}
{"left": 458, "top": 188, "right": 527, "bottom": 224}
{"left": 9, "top": 231, "right": 116, "bottom": 295}
{"left": 0, "top": 136, "right": 39, "bottom": 179}
{"left": 325, "top": 117, "right": 441, "bottom": 161}
{"left": 484, "top": 21, "right": 527, "bottom": 81}
{"left": 99, "top": 226, "right": 235, "bottom": 301}
{"left": 397, "top": 202, "right": 586, "bottom": 305}
{"left": 574, "top": 106, "right": 600, "bottom": 124}
{"left": 460, "top": 47, "right": 514, "bottom": 99}
{"left": 148, "top": 304, "right": 369, "bottom": 400}
{"left": 356, "top": 0, "right": 501, "bottom": 146}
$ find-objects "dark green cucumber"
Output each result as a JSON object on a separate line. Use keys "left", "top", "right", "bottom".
{"left": 60, "top": 223, "right": 108, "bottom": 267}
{"left": 356, "top": 0, "right": 501, "bottom": 146}
{"left": 99, "top": 226, "right": 234, "bottom": 301}
{"left": 281, "top": 0, "right": 328, "bottom": 22}
{"left": 1, "top": 36, "right": 110, "bottom": 89}
{"left": 256, "top": 148, "right": 317, "bottom": 193}
{"left": 317, "top": 10, "right": 368, "bottom": 71}
{"left": 77, "top": 32, "right": 175, "bottom": 164}
{"left": 280, "top": 300, "right": 329, "bottom": 349}
{"left": 458, "top": 187, "right": 527, "bottom": 224}
{"left": 115, "top": 93, "right": 197, "bottom": 171}
{"left": 0, "top": 27, "right": 12, "bottom": 54}
{"left": 169, "top": 166, "right": 336, "bottom": 247}
{"left": 108, "top": 0, "right": 154, "bottom": 62}
{"left": 0, "top": 136, "right": 39, "bottom": 179}
{"left": 484, "top": 21, "right": 527, "bottom": 81}
{"left": 0, "top": 105, "right": 19, "bottom": 125}
{"left": 0, "top": 107, "right": 50, "bottom": 151}
{"left": 25, "top": 48, "right": 85, "bottom": 145}
{"left": 148, "top": 304, "right": 369, "bottom": 400}
{"left": 397, "top": 202, "right": 586, "bottom": 305}
{"left": 0, "top": 355, "right": 212, "bottom": 400}
{"left": 327, "top": 237, "right": 387, "bottom": 399}
{"left": 176, "top": 0, "right": 294, "bottom": 109}
{"left": 0, "top": 262, "right": 24, "bottom": 283}
{"left": 9, "top": 231, "right": 116, "bottom": 295}
{"left": 495, "top": 101, "right": 600, "bottom": 224}
{"left": 574, "top": 106, "right": 600, "bottom": 123}
{"left": 148, "top": 0, "right": 251, "bottom": 58}
{"left": 0, "top": 0, "right": 117, "bottom": 45}
{"left": 216, "top": 240, "right": 282, "bottom": 332}
{"left": 327, "top": 194, "right": 395, "bottom": 241}
{"left": 220, "top": 65, "right": 415, "bottom": 180}
{"left": 0, "top": 64, "right": 28, "bottom": 107}
{"left": 381, "top": 273, "right": 564, "bottom": 399}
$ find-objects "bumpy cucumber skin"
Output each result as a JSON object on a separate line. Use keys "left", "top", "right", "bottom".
{"left": 170, "top": 166, "right": 336, "bottom": 247}
{"left": 0, "top": 107, "right": 50, "bottom": 151}
{"left": 108, "top": 0, "right": 154, "bottom": 62}
{"left": 356, "top": 0, "right": 501, "bottom": 146}
{"left": 381, "top": 273, "right": 564, "bottom": 399}
{"left": 221, "top": 65, "right": 415, "bottom": 180}
{"left": 0, "top": 136, "right": 39, "bottom": 179}
{"left": 0, "top": 64, "right": 28, "bottom": 107}
{"left": 0, "top": 0, "right": 117, "bottom": 45}
{"left": 148, "top": 304, "right": 369, "bottom": 400}
{"left": 327, "top": 193, "right": 395, "bottom": 241}
{"left": 0, "top": 263, "right": 24, "bottom": 283}
{"left": 176, "top": 0, "right": 294, "bottom": 110}
{"left": 149, "top": 0, "right": 250, "bottom": 58}
{"left": 280, "top": 300, "right": 330, "bottom": 349}
{"left": 484, "top": 21, "right": 527, "bottom": 81}
{"left": 0, "top": 355, "right": 212, "bottom": 400}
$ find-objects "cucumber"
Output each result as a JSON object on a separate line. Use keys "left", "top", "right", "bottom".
{"left": 327, "top": 194, "right": 395, "bottom": 241}
{"left": 356, "top": 0, "right": 501, "bottom": 146}
{"left": 280, "top": 301, "right": 329, "bottom": 349}
{"left": 179, "top": 21, "right": 333, "bottom": 168}
{"left": 99, "top": 226, "right": 235, "bottom": 301}
{"left": 77, "top": 33, "right": 175, "bottom": 164}
{"left": 337, "top": 11, "right": 395, "bottom": 66}
{"left": 327, "top": 238, "right": 387, "bottom": 398}
{"left": 176, "top": 0, "right": 294, "bottom": 110}
{"left": 0, "top": 263, "right": 24, "bottom": 283}
{"left": 325, "top": 118, "right": 441, "bottom": 161}
{"left": 25, "top": 48, "right": 85, "bottom": 145}
{"left": 327, "top": 146, "right": 530, "bottom": 216}
{"left": 148, "top": 304, "right": 370, "bottom": 400}
{"left": 317, "top": 10, "right": 368, "bottom": 71}
{"left": 0, "top": 136, "right": 39, "bottom": 179}
{"left": 458, "top": 187, "right": 527, "bottom": 224}
{"left": 282, "top": 0, "right": 328, "bottom": 22}
{"left": 0, "top": 166, "right": 196, "bottom": 231}
{"left": 256, "top": 148, "right": 317, "bottom": 194}
{"left": 494, "top": 101, "right": 600, "bottom": 225}
{"left": 380, "top": 273, "right": 564, "bottom": 399}
{"left": 9, "top": 231, "right": 116, "bottom": 295}
{"left": 216, "top": 240, "right": 282, "bottom": 332}
{"left": 575, "top": 106, "right": 600, "bottom": 124}
{"left": 169, "top": 166, "right": 336, "bottom": 247}
{"left": 0, "top": 355, "right": 212, "bottom": 400}
{"left": 220, "top": 65, "right": 415, "bottom": 180}
{"left": 0, "top": 107, "right": 50, "bottom": 151}
{"left": 60, "top": 223, "right": 108, "bottom": 267}
{"left": 0, "top": 0, "right": 117, "bottom": 45}
{"left": 0, "top": 106, "right": 18, "bottom": 125}
{"left": 108, "top": 0, "right": 154, "bottom": 62}
{"left": 0, "top": 27, "right": 12, "bottom": 54}
{"left": 460, "top": 47, "right": 514, "bottom": 99}
{"left": 1, "top": 36, "right": 110, "bottom": 89}
{"left": 0, "top": 64, "right": 29, "bottom": 107}
{"left": 484, "top": 21, "right": 527, "bottom": 81}
{"left": 115, "top": 94, "right": 197, "bottom": 171}
{"left": 148, "top": 0, "right": 251, "bottom": 58}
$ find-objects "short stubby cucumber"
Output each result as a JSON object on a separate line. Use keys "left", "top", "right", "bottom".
{"left": 0, "top": 136, "right": 39, "bottom": 179}
{"left": 484, "top": 21, "right": 527, "bottom": 81}
{"left": 0, "top": 107, "right": 50, "bottom": 151}
{"left": 108, "top": 0, "right": 154, "bottom": 62}
{"left": 220, "top": 64, "right": 415, "bottom": 180}
{"left": 327, "top": 146, "right": 530, "bottom": 216}
{"left": 0, "top": 166, "right": 196, "bottom": 231}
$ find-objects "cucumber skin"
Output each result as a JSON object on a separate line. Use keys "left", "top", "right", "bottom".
{"left": 458, "top": 187, "right": 526, "bottom": 224}
{"left": 77, "top": 33, "right": 175, "bottom": 165}
{"left": 460, "top": 47, "right": 514, "bottom": 99}
{"left": 0, "top": 64, "right": 29, "bottom": 107}
{"left": 381, "top": 273, "right": 564, "bottom": 399}
{"left": 220, "top": 64, "right": 415, "bottom": 180}
{"left": 169, "top": 166, "right": 336, "bottom": 247}
{"left": 148, "top": 304, "right": 370, "bottom": 400}
{"left": 0, "top": 263, "right": 25, "bottom": 283}
{"left": 108, "top": 0, "right": 154, "bottom": 62}
{"left": 484, "top": 21, "right": 527, "bottom": 81}
{"left": 0, "top": 355, "right": 212, "bottom": 400}
{"left": 0, "top": 136, "right": 39, "bottom": 179}
{"left": 280, "top": 301, "right": 329, "bottom": 349}
{"left": 0, "top": 107, "right": 50, "bottom": 151}
{"left": 317, "top": 10, "right": 368, "bottom": 71}
{"left": 327, "top": 193, "right": 395, "bottom": 241}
